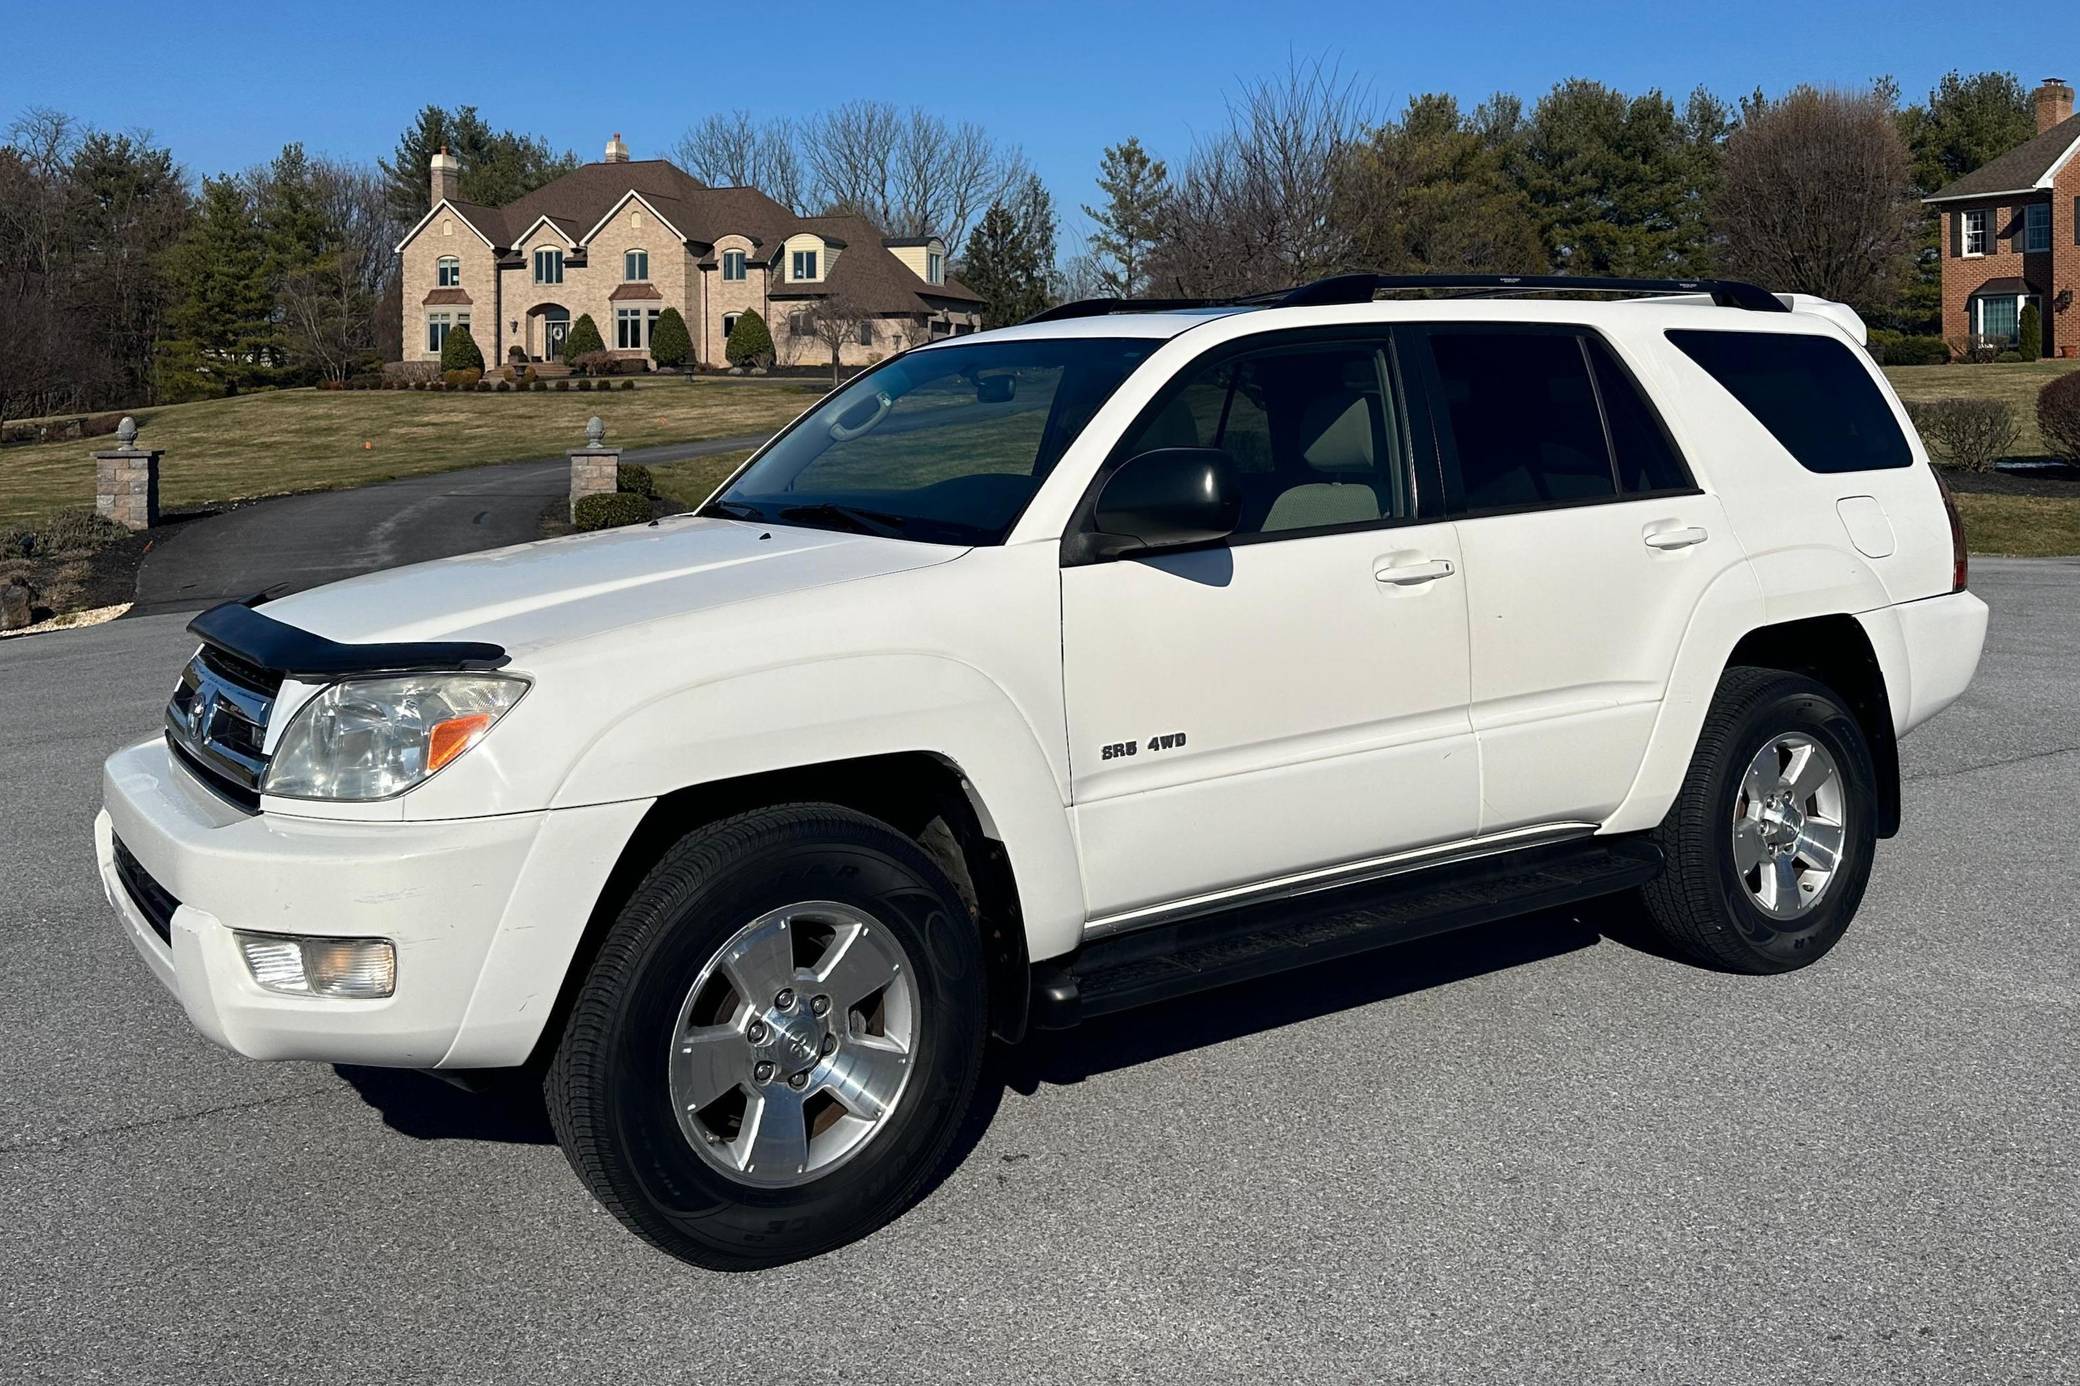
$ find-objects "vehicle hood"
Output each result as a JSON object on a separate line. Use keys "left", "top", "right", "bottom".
{"left": 254, "top": 516, "right": 965, "bottom": 657}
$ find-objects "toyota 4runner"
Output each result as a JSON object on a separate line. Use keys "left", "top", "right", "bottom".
{"left": 96, "top": 273, "right": 1989, "bottom": 1269}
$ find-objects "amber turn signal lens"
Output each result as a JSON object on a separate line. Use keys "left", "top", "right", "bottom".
{"left": 427, "top": 712, "right": 495, "bottom": 772}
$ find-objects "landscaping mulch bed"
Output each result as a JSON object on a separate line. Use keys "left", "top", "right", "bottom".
{"left": 1944, "top": 463, "right": 2080, "bottom": 497}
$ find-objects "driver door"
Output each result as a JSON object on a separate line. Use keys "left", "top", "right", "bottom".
{"left": 1061, "top": 331, "right": 1479, "bottom": 924}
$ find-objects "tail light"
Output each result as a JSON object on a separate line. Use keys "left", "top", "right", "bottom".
{"left": 1931, "top": 468, "right": 1968, "bottom": 591}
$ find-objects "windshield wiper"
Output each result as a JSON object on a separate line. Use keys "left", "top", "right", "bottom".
{"left": 700, "top": 498, "right": 767, "bottom": 522}
{"left": 776, "top": 502, "right": 910, "bottom": 538}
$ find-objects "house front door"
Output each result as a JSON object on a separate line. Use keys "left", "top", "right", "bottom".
{"left": 542, "top": 318, "right": 569, "bottom": 360}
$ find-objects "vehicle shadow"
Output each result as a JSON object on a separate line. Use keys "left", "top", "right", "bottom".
{"left": 334, "top": 1064, "right": 556, "bottom": 1144}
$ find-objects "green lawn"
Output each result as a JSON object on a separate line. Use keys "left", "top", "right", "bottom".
{"left": 1884, "top": 358, "right": 2080, "bottom": 460}
{"left": 0, "top": 380, "right": 820, "bottom": 526}
{"left": 649, "top": 450, "right": 755, "bottom": 512}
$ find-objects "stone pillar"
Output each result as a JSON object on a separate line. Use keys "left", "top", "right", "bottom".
{"left": 569, "top": 415, "right": 620, "bottom": 521}
{"left": 94, "top": 417, "right": 161, "bottom": 531}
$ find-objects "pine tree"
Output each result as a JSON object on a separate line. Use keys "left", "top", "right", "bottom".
{"left": 379, "top": 105, "right": 579, "bottom": 228}
{"left": 649, "top": 307, "right": 692, "bottom": 369}
{"left": 440, "top": 323, "right": 484, "bottom": 373}
{"left": 563, "top": 312, "right": 604, "bottom": 364}
{"left": 1082, "top": 138, "right": 1168, "bottom": 298}
{"left": 726, "top": 310, "right": 773, "bottom": 368}
{"left": 962, "top": 176, "right": 1057, "bottom": 327}
{"left": 158, "top": 176, "right": 273, "bottom": 398}
{"left": 2019, "top": 300, "right": 2043, "bottom": 362}
{"left": 256, "top": 143, "right": 333, "bottom": 370}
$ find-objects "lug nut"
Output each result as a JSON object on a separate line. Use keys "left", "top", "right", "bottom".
{"left": 746, "top": 1020, "right": 769, "bottom": 1044}
{"left": 774, "top": 988, "right": 795, "bottom": 1010}
{"left": 753, "top": 1060, "right": 775, "bottom": 1083}
{"left": 810, "top": 994, "right": 831, "bottom": 1017}
{"left": 788, "top": 1071, "right": 809, "bottom": 1090}
{"left": 821, "top": 1033, "right": 837, "bottom": 1056}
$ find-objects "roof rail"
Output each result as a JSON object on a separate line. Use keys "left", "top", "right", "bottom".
{"left": 1020, "top": 272, "right": 1789, "bottom": 325}
{"left": 1277, "top": 272, "right": 1789, "bottom": 313}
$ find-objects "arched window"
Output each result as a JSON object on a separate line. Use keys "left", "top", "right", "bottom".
{"left": 533, "top": 248, "right": 563, "bottom": 285}
{"left": 624, "top": 248, "right": 649, "bottom": 282}
{"left": 721, "top": 250, "right": 747, "bottom": 281}
{"left": 436, "top": 256, "right": 461, "bottom": 288}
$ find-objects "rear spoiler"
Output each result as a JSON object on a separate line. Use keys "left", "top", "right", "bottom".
{"left": 1774, "top": 294, "right": 1868, "bottom": 346}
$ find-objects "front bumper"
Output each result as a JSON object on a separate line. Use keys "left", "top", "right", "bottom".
{"left": 97, "top": 738, "right": 648, "bottom": 1067}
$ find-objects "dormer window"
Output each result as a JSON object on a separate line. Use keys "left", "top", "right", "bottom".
{"left": 1960, "top": 210, "right": 1987, "bottom": 257}
{"left": 534, "top": 247, "right": 564, "bottom": 284}
{"left": 436, "top": 256, "right": 461, "bottom": 288}
{"left": 927, "top": 250, "right": 944, "bottom": 284}
{"left": 722, "top": 250, "right": 747, "bottom": 281}
{"left": 791, "top": 249, "right": 819, "bottom": 281}
{"left": 624, "top": 248, "right": 649, "bottom": 282}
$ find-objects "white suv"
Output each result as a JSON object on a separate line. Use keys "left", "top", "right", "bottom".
{"left": 97, "top": 274, "right": 1987, "bottom": 1269}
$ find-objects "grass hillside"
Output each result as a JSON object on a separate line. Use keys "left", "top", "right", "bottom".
{"left": 0, "top": 380, "right": 820, "bottom": 526}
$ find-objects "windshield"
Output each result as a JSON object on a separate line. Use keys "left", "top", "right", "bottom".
{"left": 706, "top": 337, "right": 1159, "bottom": 545}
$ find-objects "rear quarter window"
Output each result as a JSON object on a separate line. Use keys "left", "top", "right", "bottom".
{"left": 1665, "top": 329, "right": 1911, "bottom": 474}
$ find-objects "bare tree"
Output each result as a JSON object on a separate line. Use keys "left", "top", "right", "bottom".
{"left": 279, "top": 160, "right": 391, "bottom": 380}
{"left": 796, "top": 101, "right": 1022, "bottom": 248}
{"left": 1712, "top": 85, "right": 1915, "bottom": 314}
{"left": 1149, "top": 58, "right": 1371, "bottom": 296}
{"left": 673, "top": 111, "right": 805, "bottom": 207}
{"left": 799, "top": 288, "right": 872, "bottom": 387}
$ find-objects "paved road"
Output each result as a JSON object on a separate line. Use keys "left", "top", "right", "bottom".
{"left": 132, "top": 434, "right": 770, "bottom": 614}
{"left": 3, "top": 561, "right": 2076, "bottom": 1384}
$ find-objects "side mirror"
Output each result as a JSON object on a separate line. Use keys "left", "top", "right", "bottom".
{"left": 976, "top": 374, "right": 1016, "bottom": 403}
{"left": 1085, "top": 448, "right": 1241, "bottom": 560}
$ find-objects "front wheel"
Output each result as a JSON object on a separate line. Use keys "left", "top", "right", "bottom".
{"left": 1638, "top": 667, "right": 1878, "bottom": 974}
{"left": 545, "top": 805, "right": 987, "bottom": 1269}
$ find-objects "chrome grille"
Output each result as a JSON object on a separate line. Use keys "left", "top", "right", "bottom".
{"left": 165, "top": 646, "right": 278, "bottom": 810}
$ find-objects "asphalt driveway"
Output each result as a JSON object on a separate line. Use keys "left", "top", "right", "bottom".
{"left": 131, "top": 434, "right": 768, "bottom": 614}
{"left": 2, "top": 560, "right": 2075, "bottom": 1384}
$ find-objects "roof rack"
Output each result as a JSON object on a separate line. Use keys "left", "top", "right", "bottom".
{"left": 1023, "top": 272, "right": 1788, "bottom": 324}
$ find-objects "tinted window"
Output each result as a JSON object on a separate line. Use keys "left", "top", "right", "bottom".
{"left": 1666, "top": 330, "right": 1911, "bottom": 473}
{"left": 1587, "top": 337, "right": 1691, "bottom": 493}
{"left": 1425, "top": 329, "right": 1613, "bottom": 511}
{"left": 714, "top": 338, "right": 1156, "bottom": 545}
{"left": 1114, "top": 342, "right": 1412, "bottom": 536}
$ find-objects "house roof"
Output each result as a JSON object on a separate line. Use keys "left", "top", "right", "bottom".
{"left": 765, "top": 213, "right": 982, "bottom": 313}
{"left": 421, "top": 288, "right": 472, "bottom": 305}
{"left": 1969, "top": 275, "right": 2039, "bottom": 296}
{"left": 1926, "top": 113, "right": 2080, "bottom": 203}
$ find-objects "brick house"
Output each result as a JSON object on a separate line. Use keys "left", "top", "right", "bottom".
{"left": 1926, "top": 78, "right": 2080, "bottom": 358}
{"left": 394, "top": 133, "right": 983, "bottom": 368}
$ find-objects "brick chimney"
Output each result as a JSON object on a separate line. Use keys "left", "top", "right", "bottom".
{"left": 2035, "top": 78, "right": 2075, "bottom": 135}
{"left": 430, "top": 145, "right": 460, "bottom": 208}
{"left": 604, "top": 131, "right": 630, "bottom": 164}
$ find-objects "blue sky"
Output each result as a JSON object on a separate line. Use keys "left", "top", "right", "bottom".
{"left": 6, "top": 0, "right": 2063, "bottom": 244}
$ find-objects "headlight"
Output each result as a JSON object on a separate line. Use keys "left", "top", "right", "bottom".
{"left": 262, "top": 673, "right": 528, "bottom": 801}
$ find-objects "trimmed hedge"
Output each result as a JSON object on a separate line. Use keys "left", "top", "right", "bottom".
{"left": 726, "top": 310, "right": 774, "bottom": 367}
{"left": 440, "top": 325, "right": 484, "bottom": 373}
{"left": 2039, "top": 372, "right": 2080, "bottom": 464}
{"left": 617, "top": 462, "right": 656, "bottom": 498}
{"left": 574, "top": 492, "right": 653, "bottom": 531}
{"left": 1867, "top": 330, "right": 1948, "bottom": 366}
{"left": 1905, "top": 398, "right": 2019, "bottom": 471}
{"left": 650, "top": 307, "right": 692, "bottom": 369}
{"left": 563, "top": 314, "right": 605, "bottom": 365}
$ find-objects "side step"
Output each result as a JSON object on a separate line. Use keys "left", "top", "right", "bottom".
{"left": 1030, "top": 835, "right": 1662, "bottom": 1029}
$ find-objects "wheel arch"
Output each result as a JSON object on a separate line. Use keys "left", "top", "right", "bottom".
{"left": 525, "top": 751, "right": 1040, "bottom": 1068}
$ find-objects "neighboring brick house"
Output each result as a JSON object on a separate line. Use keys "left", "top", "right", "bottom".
{"left": 1926, "top": 78, "right": 2080, "bottom": 358}
{"left": 394, "top": 133, "right": 983, "bottom": 368}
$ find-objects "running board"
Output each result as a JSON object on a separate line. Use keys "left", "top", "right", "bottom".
{"left": 1029, "top": 835, "right": 1663, "bottom": 1029}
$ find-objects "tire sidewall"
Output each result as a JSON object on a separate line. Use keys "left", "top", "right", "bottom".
{"left": 1705, "top": 683, "right": 1877, "bottom": 968}
{"left": 590, "top": 822, "right": 984, "bottom": 1264}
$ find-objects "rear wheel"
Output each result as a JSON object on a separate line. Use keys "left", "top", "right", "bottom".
{"left": 1639, "top": 667, "right": 1877, "bottom": 973}
{"left": 546, "top": 804, "right": 986, "bottom": 1269}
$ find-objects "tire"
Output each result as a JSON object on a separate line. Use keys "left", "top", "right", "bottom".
{"left": 545, "top": 804, "right": 987, "bottom": 1270}
{"left": 1638, "top": 666, "right": 1878, "bottom": 974}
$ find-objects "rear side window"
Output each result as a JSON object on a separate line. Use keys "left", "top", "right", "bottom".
{"left": 1586, "top": 337, "right": 1690, "bottom": 494}
{"left": 1666, "top": 329, "right": 1911, "bottom": 473}
{"left": 1422, "top": 328, "right": 1614, "bottom": 511}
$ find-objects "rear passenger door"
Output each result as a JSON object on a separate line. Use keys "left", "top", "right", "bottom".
{"left": 1405, "top": 323, "right": 1740, "bottom": 834}
{"left": 1060, "top": 331, "right": 1478, "bottom": 923}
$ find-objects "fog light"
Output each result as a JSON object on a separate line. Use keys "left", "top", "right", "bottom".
{"left": 235, "top": 932, "right": 396, "bottom": 998}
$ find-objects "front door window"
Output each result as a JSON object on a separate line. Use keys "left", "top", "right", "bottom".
{"left": 543, "top": 317, "right": 570, "bottom": 359}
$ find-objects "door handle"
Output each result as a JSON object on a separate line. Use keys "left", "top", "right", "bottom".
{"left": 1374, "top": 557, "right": 1455, "bottom": 585}
{"left": 1643, "top": 526, "right": 1709, "bottom": 551}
